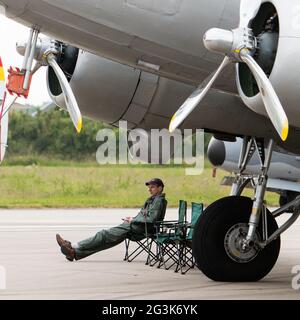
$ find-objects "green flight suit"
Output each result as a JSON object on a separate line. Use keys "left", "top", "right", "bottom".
{"left": 75, "top": 193, "right": 167, "bottom": 260}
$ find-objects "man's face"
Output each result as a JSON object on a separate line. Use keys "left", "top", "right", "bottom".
{"left": 148, "top": 184, "right": 162, "bottom": 196}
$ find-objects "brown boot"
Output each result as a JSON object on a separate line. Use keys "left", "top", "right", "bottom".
{"left": 61, "top": 244, "right": 77, "bottom": 262}
{"left": 56, "top": 234, "right": 72, "bottom": 249}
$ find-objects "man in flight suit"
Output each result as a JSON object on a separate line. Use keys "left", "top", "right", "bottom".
{"left": 56, "top": 178, "right": 167, "bottom": 261}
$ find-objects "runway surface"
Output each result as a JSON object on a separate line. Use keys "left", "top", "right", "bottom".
{"left": 0, "top": 208, "right": 299, "bottom": 300}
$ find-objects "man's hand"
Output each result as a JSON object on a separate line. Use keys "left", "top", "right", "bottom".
{"left": 122, "top": 217, "right": 133, "bottom": 223}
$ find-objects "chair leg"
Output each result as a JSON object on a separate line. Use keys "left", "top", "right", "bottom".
{"left": 156, "top": 242, "right": 179, "bottom": 270}
{"left": 157, "top": 243, "right": 173, "bottom": 270}
{"left": 164, "top": 245, "right": 179, "bottom": 270}
{"left": 127, "top": 239, "right": 148, "bottom": 262}
{"left": 125, "top": 237, "right": 157, "bottom": 263}
{"left": 181, "top": 247, "right": 194, "bottom": 274}
{"left": 149, "top": 240, "right": 160, "bottom": 267}
{"left": 157, "top": 244, "right": 165, "bottom": 269}
{"left": 124, "top": 239, "right": 130, "bottom": 261}
{"left": 145, "top": 239, "right": 156, "bottom": 265}
{"left": 174, "top": 244, "right": 181, "bottom": 273}
{"left": 162, "top": 244, "right": 174, "bottom": 270}
{"left": 175, "top": 243, "right": 185, "bottom": 274}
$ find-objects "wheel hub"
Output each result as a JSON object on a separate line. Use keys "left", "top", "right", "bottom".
{"left": 224, "top": 223, "right": 260, "bottom": 263}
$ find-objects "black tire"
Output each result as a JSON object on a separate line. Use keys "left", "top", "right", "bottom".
{"left": 279, "top": 195, "right": 287, "bottom": 207}
{"left": 192, "top": 196, "right": 280, "bottom": 282}
{"left": 279, "top": 191, "right": 299, "bottom": 207}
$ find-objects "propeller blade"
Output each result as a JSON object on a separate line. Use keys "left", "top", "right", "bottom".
{"left": 240, "top": 50, "right": 289, "bottom": 141}
{"left": 239, "top": 0, "right": 261, "bottom": 28}
{"left": 169, "top": 56, "right": 231, "bottom": 133}
{"left": 46, "top": 53, "right": 82, "bottom": 133}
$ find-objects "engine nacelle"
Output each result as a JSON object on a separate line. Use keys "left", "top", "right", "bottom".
{"left": 47, "top": 49, "right": 140, "bottom": 125}
{"left": 47, "top": 49, "right": 196, "bottom": 130}
{"left": 208, "top": 137, "right": 300, "bottom": 181}
{"left": 207, "top": 137, "right": 300, "bottom": 202}
{"left": 47, "top": 48, "right": 199, "bottom": 164}
{"left": 236, "top": 0, "right": 300, "bottom": 128}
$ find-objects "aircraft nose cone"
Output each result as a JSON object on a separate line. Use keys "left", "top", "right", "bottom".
{"left": 207, "top": 137, "right": 226, "bottom": 167}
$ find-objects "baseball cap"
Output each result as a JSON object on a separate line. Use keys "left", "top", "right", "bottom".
{"left": 145, "top": 178, "right": 164, "bottom": 188}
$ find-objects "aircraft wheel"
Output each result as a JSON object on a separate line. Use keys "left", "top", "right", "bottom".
{"left": 192, "top": 196, "right": 280, "bottom": 282}
{"left": 279, "top": 191, "right": 299, "bottom": 207}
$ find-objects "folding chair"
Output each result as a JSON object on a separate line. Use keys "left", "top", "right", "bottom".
{"left": 177, "top": 202, "right": 203, "bottom": 274}
{"left": 154, "top": 200, "right": 187, "bottom": 270}
{"left": 124, "top": 223, "right": 157, "bottom": 264}
{"left": 124, "top": 200, "right": 168, "bottom": 264}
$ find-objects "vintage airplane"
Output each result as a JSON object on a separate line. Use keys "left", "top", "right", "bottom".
{"left": 0, "top": 0, "right": 300, "bottom": 282}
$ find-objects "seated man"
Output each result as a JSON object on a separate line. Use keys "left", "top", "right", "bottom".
{"left": 56, "top": 178, "right": 167, "bottom": 261}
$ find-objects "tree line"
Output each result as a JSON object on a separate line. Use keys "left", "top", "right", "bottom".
{"left": 6, "top": 108, "right": 212, "bottom": 160}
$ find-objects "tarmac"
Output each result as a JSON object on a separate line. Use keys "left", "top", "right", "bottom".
{"left": 0, "top": 208, "right": 299, "bottom": 300}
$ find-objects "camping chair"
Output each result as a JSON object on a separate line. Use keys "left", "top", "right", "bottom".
{"left": 124, "top": 200, "right": 168, "bottom": 264}
{"left": 154, "top": 200, "right": 187, "bottom": 270}
{"left": 176, "top": 202, "right": 203, "bottom": 274}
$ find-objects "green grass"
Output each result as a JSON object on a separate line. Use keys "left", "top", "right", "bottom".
{"left": 3, "top": 155, "right": 98, "bottom": 167}
{"left": 0, "top": 162, "right": 279, "bottom": 208}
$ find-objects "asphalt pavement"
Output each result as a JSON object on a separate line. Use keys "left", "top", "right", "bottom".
{"left": 0, "top": 208, "right": 299, "bottom": 300}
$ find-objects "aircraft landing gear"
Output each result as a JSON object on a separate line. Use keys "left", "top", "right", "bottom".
{"left": 192, "top": 196, "right": 280, "bottom": 281}
{"left": 193, "top": 137, "right": 300, "bottom": 281}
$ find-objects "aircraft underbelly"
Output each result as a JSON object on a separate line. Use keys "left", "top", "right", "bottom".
{"left": 2, "top": 0, "right": 239, "bottom": 88}
{"left": 38, "top": 0, "right": 221, "bottom": 58}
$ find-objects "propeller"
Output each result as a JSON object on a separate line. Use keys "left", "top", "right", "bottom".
{"left": 169, "top": 0, "right": 289, "bottom": 142}
{"left": 0, "top": 30, "right": 82, "bottom": 164}
{"left": 169, "top": 56, "right": 231, "bottom": 133}
{"left": 13, "top": 33, "right": 82, "bottom": 133}
{"left": 44, "top": 51, "right": 82, "bottom": 133}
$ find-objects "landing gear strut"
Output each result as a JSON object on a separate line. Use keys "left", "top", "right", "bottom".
{"left": 193, "top": 137, "right": 300, "bottom": 281}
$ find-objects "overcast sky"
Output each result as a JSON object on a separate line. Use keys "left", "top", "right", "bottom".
{"left": 0, "top": 13, "right": 50, "bottom": 106}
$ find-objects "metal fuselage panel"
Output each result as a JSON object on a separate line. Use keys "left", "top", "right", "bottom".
{"left": 1, "top": 0, "right": 239, "bottom": 87}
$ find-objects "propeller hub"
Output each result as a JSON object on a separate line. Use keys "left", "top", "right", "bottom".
{"left": 15, "top": 29, "right": 82, "bottom": 134}
{"left": 16, "top": 37, "right": 60, "bottom": 62}
{"left": 204, "top": 27, "right": 257, "bottom": 61}
{"left": 203, "top": 28, "right": 233, "bottom": 55}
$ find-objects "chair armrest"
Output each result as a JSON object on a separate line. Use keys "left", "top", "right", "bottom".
{"left": 155, "top": 221, "right": 188, "bottom": 239}
{"left": 130, "top": 221, "right": 156, "bottom": 236}
{"left": 153, "top": 221, "right": 177, "bottom": 233}
{"left": 131, "top": 221, "right": 154, "bottom": 227}
{"left": 156, "top": 220, "right": 180, "bottom": 226}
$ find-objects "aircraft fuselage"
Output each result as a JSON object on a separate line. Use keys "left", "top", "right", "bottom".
{"left": 0, "top": 0, "right": 239, "bottom": 87}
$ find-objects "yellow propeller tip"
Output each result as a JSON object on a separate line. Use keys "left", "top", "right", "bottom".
{"left": 77, "top": 118, "right": 83, "bottom": 133}
{"left": 281, "top": 121, "right": 289, "bottom": 142}
{"left": 169, "top": 115, "right": 176, "bottom": 133}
